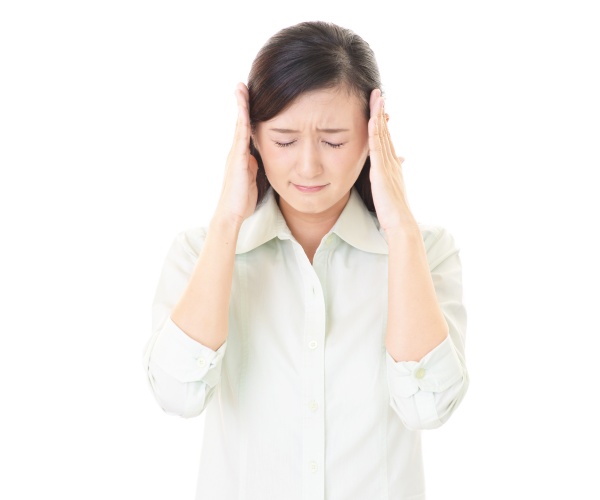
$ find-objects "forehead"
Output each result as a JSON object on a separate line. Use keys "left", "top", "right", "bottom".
{"left": 268, "top": 86, "right": 366, "bottom": 125}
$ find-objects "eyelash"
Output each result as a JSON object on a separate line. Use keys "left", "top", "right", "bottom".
{"left": 274, "top": 141, "right": 344, "bottom": 149}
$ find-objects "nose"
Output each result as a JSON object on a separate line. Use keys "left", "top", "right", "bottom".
{"left": 295, "top": 142, "right": 323, "bottom": 179}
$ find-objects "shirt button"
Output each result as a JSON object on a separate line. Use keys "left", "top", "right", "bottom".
{"left": 308, "top": 340, "right": 318, "bottom": 350}
{"left": 309, "top": 401, "right": 318, "bottom": 412}
{"left": 415, "top": 367, "right": 426, "bottom": 379}
{"left": 196, "top": 357, "right": 206, "bottom": 367}
{"left": 309, "top": 461, "right": 318, "bottom": 473}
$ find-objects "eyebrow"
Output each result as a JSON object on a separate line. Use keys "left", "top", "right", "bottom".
{"left": 269, "top": 127, "right": 349, "bottom": 133}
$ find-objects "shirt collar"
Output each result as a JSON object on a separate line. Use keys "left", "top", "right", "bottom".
{"left": 331, "top": 188, "right": 389, "bottom": 255}
{"left": 235, "top": 187, "right": 389, "bottom": 255}
{"left": 235, "top": 189, "right": 291, "bottom": 254}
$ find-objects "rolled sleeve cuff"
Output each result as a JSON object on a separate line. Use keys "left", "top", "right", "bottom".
{"left": 150, "top": 317, "right": 227, "bottom": 388}
{"left": 386, "top": 336, "right": 464, "bottom": 398}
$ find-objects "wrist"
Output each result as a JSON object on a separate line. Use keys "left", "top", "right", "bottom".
{"left": 381, "top": 209, "right": 419, "bottom": 237}
{"left": 209, "top": 211, "right": 244, "bottom": 238}
{"left": 383, "top": 211, "right": 421, "bottom": 240}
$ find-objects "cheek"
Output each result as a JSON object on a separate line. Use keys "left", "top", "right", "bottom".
{"left": 260, "top": 146, "right": 290, "bottom": 169}
{"left": 260, "top": 148, "right": 292, "bottom": 183}
{"left": 350, "top": 142, "right": 370, "bottom": 168}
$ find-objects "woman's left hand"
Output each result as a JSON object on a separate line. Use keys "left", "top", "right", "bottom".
{"left": 368, "top": 89, "right": 413, "bottom": 233}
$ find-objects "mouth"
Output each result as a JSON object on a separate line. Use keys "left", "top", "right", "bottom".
{"left": 292, "top": 183, "right": 329, "bottom": 193}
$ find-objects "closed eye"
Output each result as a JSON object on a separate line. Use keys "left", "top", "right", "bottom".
{"left": 274, "top": 140, "right": 345, "bottom": 149}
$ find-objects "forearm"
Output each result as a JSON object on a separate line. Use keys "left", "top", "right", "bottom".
{"left": 385, "top": 217, "right": 449, "bottom": 362}
{"left": 170, "top": 215, "right": 240, "bottom": 351}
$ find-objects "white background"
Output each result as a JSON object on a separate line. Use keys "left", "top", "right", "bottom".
{"left": 1, "top": 1, "right": 599, "bottom": 498}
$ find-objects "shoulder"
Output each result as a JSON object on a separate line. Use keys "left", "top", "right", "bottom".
{"left": 170, "top": 226, "right": 208, "bottom": 259}
{"left": 418, "top": 223, "right": 454, "bottom": 245}
{"left": 417, "top": 223, "right": 461, "bottom": 270}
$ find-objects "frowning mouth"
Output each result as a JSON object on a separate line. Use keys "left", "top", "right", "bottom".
{"left": 292, "top": 183, "right": 329, "bottom": 193}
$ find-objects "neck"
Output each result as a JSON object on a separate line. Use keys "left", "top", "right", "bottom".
{"left": 278, "top": 191, "right": 350, "bottom": 263}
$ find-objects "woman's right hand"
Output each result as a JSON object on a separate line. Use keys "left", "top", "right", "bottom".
{"left": 214, "top": 82, "right": 259, "bottom": 228}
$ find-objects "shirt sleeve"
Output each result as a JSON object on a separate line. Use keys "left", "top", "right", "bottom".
{"left": 386, "top": 226, "right": 469, "bottom": 430}
{"left": 142, "top": 228, "right": 228, "bottom": 418}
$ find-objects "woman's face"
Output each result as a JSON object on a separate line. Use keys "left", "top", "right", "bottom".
{"left": 253, "top": 86, "right": 369, "bottom": 219}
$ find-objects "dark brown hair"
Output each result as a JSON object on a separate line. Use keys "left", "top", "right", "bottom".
{"left": 247, "top": 21, "right": 382, "bottom": 211}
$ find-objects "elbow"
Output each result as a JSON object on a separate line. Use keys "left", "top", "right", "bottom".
{"left": 389, "top": 397, "right": 443, "bottom": 431}
{"left": 146, "top": 364, "right": 216, "bottom": 418}
{"left": 390, "top": 372, "right": 469, "bottom": 431}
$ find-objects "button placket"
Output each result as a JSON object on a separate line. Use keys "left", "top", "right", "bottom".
{"left": 300, "top": 258, "right": 326, "bottom": 500}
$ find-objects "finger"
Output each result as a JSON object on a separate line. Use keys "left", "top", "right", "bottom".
{"left": 368, "top": 91, "right": 385, "bottom": 161}
{"left": 367, "top": 94, "right": 382, "bottom": 163}
{"left": 232, "top": 83, "right": 251, "bottom": 155}
{"left": 369, "top": 88, "right": 381, "bottom": 119}
{"left": 373, "top": 96, "right": 395, "bottom": 167}
{"left": 378, "top": 97, "right": 399, "bottom": 165}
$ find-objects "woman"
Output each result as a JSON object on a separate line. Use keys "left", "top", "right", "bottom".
{"left": 144, "top": 20, "right": 468, "bottom": 500}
